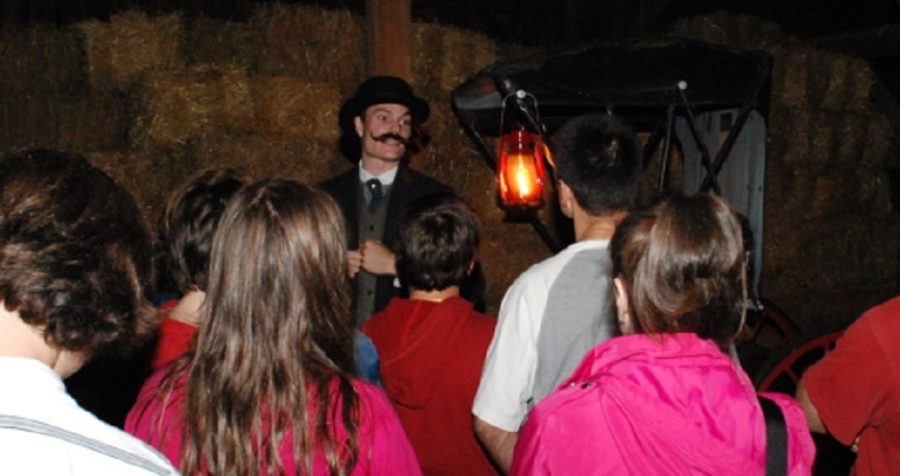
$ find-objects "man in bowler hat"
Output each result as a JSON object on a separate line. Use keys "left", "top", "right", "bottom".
{"left": 320, "top": 76, "right": 454, "bottom": 325}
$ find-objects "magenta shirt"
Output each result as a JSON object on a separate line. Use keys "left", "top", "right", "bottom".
{"left": 512, "top": 333, "right": 815, "bottom": 475}
{"left": 125, "top": 366, "right": 421, "bottom": 475}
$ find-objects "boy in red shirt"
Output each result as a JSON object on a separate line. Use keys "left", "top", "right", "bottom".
{"left": 363, "top": 193, "right": 498, "bottom": 475}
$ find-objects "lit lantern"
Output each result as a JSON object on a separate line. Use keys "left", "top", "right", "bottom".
{"left": 497, "top": 126, "right": 547, "bottom": 208}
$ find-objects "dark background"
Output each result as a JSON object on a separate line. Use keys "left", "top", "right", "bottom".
{"left": 3, "top": 0, "right": 900, "bottom": 98}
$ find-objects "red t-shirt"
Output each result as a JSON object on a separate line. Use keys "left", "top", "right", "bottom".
{"left": 363, "top": 296, "right": 498, "bottom": 475}
{"left": 152, "top": 299, "right": 198, "bottom": 370}
{"left": 803, "top": 296, "right": 900, "bottom": 476}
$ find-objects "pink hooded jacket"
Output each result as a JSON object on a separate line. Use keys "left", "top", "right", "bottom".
{"left": 511, "top": 333, "right": 815, "bottom": 475}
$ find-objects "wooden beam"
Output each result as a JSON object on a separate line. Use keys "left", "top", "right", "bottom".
{"left": 366, "top": 0, "right": 412, "bottom": 81}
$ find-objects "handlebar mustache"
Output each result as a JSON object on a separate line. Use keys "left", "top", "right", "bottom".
{"left": 371, "top": 133, "right": 408, "bottom": 146}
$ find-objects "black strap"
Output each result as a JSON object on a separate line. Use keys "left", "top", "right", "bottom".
{"left": 758, "top": 396, "right": 788, "bottom": 476}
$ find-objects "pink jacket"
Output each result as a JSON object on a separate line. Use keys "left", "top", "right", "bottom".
{"left": 125, "top": 365, "right": 421, "bottom": 475}
{"left": 511, "top": 333, "right": 815, "bottom": 475}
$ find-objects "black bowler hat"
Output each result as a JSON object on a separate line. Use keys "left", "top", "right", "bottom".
{"left": 339, "top": 76, "right": 430, "bottom": 132}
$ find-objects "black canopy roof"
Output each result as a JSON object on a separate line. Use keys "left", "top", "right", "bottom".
{"left": 451, "top": 37, "right": 773, "bottom": 136}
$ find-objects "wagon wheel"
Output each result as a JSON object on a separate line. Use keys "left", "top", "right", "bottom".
{"left": 753, "top": 326, "right": 856, "bottom": 476}
{"left": 753, "top": 326, "right": 843, "bottom": 393}
{"left": 735, "top": 298, "right": 801, "bottom": 377}
{"left": 738, "top": 298, "right": 801, "bottom": 350}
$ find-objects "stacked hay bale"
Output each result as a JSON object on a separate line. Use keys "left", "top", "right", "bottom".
{"left": 670, "top": 14, "right": 899, "bottom": 328}
{"left": 0, "top": 5, "right": 543, "bottom": 311}
{"left": 410, "top": 22, "right": 549, "bottom": 309}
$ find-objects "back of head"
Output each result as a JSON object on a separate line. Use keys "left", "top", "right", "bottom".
{"left": 396, "top": 193, "right": 480, "bottom": 292}
{"left": 551, "top": 113, "right": 641, "bottom": 215}
{"left": 161, "top": 168, "right": 244, "bottom": 294}
{"left": 610, "top": 193, "right": 746, "bottom": 349}
{"left": 185, "top": 177, "right": 358, "bottom": 475}
{"left": 0, "top": 149, "right": 153, "bottom": 356}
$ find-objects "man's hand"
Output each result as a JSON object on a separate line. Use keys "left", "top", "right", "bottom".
{"left": 347, "top": 249, "right": 363, "bottom": 278}
{"left": 474, "top": 416, "right": 517, "bottom": 473}
{"left": 359, "top": 239, "right": 396, "bottom": 276}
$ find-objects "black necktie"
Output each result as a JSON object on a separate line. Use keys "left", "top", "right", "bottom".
{"left": 366, "top": 178, "right": 383, "bottom": 213}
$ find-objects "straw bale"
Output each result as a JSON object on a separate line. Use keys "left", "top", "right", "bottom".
{"left": 57, "top": 90, "right": 131, "bottom": 152}
{"left": 808, "top": 110, "right": 838, "bottom": 168}
{"left": 411, "top": 22, "right": 447, "bottom": 95}
{"left": 794, "top": 217, "right": 898, "bottom": 291}
{"left": 132, "top": 64, "right": 255, "bottom": 147}
{"left": 79, "top": 11, "right": 184, "bottom": 91}
{"left": 0, "top": 25, "right": 86, "bottom": 101}
{"left": 863, "top": 112, "right": 894, "bottom": 168}
{"left": 0, "top": 88, "right": 126, "bottom": 153}
{"left": 668, "top": 13, "right": 789, "bottom": 51}
{"left": 87, "top": 147, "right": 190, "bottom": 227}
{"left": 252, "top": 4, "right": 364, "bottom": 90}
{"left": 822, "top": 110, "right": 890, "bottom": 170}
{"left": 411, "top": 22, "right": 499, "bottom": 95}
{"left": 183, "top": 16, "right": 258, "bottom": 68}
{"left": 0, "top": 94, "right": 59, "bottom": 151}
{"left": 416, "top": 102, "right": 479, "bottom": 177}
{"left": 821, "top": 55, "right": 874, "bottom": 111}
{"left": 733, "top": 15, "right": 790, "bottom": 50}
{"left": 765, "top": 167, "right": 817, "bottom": 224}
{"left": 771, "top": 47, "right": 810, "bottom": 108}
{"left": 188, "top": 132, "right": 344, "bottom": 184}
{"left": 250, "top": 77, "right": 341, "bottom": 142}
{"left": 768, "top": 105, "right": 811, "bottom": 166}
{"left": 666, "top": 15, "right": 733, "bottom": 46}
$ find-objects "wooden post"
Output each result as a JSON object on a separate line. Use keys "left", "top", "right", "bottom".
{"left": 366, "top": 0, "right": 413, "bottom": 81}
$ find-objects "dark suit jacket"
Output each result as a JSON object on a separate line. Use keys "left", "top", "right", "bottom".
{"left": 320, "top": 163, "right": 454, "bottom": 316}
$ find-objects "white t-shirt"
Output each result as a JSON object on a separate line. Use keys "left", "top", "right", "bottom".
{"left": 0, "top": 357, "right": 178, "bottom": 475}
{"left": 472, "top": 240, "right": 617, "bottom": 432}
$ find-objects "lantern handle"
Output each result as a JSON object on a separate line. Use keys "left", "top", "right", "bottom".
{"left": 499, "top": 89, "right": 543, "bottom": 136}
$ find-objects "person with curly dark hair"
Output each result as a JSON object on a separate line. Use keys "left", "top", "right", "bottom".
{"left": 151, "top": 167, "right": 245, "bottom": 370}
{"left": 126, "top": 178, "right": 419, "bottom": 475}
{"left": 0, "top": 149, "right": 177, "bottom": 475}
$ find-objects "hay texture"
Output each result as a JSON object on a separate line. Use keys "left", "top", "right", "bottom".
{"left": 188, "top": 132, "right": 345, "bottom": 185}
{"left": 412, "top": 22, "right": 500, "bottom": 96}
{"left": 132, "top": 64, "right": 254, "bottom": 147}
{"left": 250, "top": 78, "right": 342, "bottom": 142}
{"left": 252, "top": 4, "right": 364, "bottom": 90}
{"left": 79, "top": 11, "right": 184, "bottom": 91}
{"left": 0, "top": 24, "right": 85, "bottom": 100}
{"left": 88, "top": 147, "right": 190, "bottom": 227}
{"left": 183, "top": 16, "right": 258, "bottom": 68}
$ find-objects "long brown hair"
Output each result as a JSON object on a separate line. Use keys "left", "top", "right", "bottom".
{"left": 181, "top": 178, "right": 359, "bottom": 475}
{"left": 610, "top": 193, "right": 747, "bottom": 350}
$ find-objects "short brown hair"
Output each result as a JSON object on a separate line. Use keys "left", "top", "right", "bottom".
{"left": 395, "top": 193, "right": 480, "bottom": 291}
{"left": 610, "top": 193, "right": 746, "bottom": 349}
{"left": 0, "top": 149, "right": 153, "bottom": 355}
{"left": 160, "top": 168, "right": 244, "bottom": 294}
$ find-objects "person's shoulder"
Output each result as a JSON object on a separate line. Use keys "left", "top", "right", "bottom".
{"left": 397, "top": 165, "right": 451, "bottom": 192}
{"left": 856, "top": 296, "right": 900, "bottom": 330}
{"left": 467, "top": 308, "right": 497, "bottom": 330}
{"left": 350, "top": 378, "right": 397, "bottom": 422}
{"left": 318, "top": 168, "right": 357, "bottom": 192}
{"left": 14, "top": 402, "right": 178, "bottom": 475}
{"left": 511, "top": 243, "right": 587, "bottom": 284}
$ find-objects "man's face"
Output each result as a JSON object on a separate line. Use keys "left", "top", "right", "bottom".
{"left": 354, "top": 103, "right": 413, "bottom": 166}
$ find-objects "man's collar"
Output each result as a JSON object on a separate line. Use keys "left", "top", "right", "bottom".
{"left": 358, "top": 161, "right": 399, "bottom": 186}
